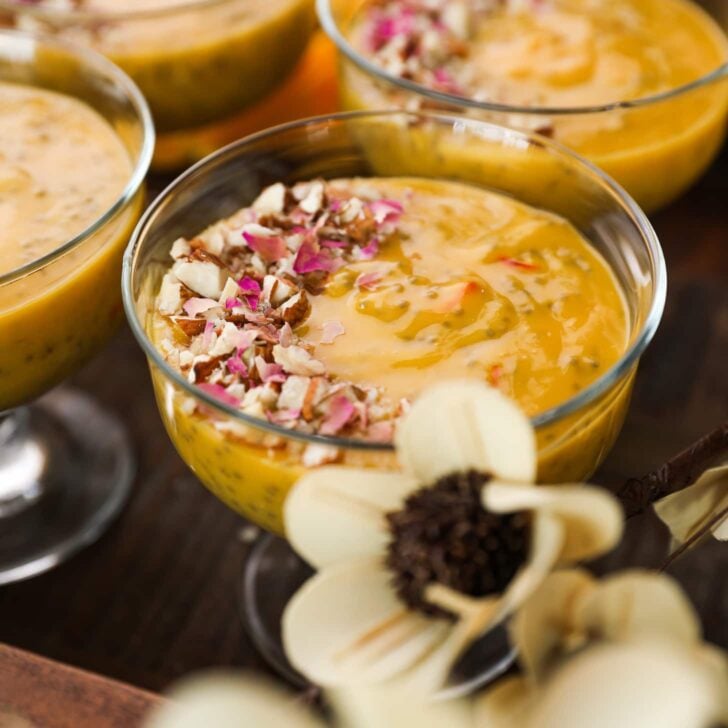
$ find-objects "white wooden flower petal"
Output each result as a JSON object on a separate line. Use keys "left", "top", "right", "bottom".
{"left": 285, "top": 467, "right": 419, "bottom": 568}
{"left": 282, "top": 557, "right": 450, "bottom": 687}
{"left": 395, "top": 380, "right": 536, "bottom": 484}
{"left": 529, "top": 642, "right": 728, "bottom": 728}
{"left": 497, "top": 510, "right": 565, "bottom": 619}
{"left": 574, "top": 570, "right": 701, "bottom": 647}
{"left": 483, "top": 482, "right": 622, "bottom": 562}
{"left": 654, "top": 465, "right": 728, "bottom": 544}
{"left": 510, "top": 569, "right": 596, "bottom": 681}
{"left": 146, "top": 674, "right": 322, "bottom": 728}
{"left": 474, "top": 676, "right": 533, "bottom": 728}
{"left": 330, "top": 683, "right": 476, "bottom": 728}
{"left": 403, "top": 598, "right": 501, "bottom": 693}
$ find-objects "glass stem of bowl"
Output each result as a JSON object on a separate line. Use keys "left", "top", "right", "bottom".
{"left": 0, "top": 408, "right": 46, "bottom": 518}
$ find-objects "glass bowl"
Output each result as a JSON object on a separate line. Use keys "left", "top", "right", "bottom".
{"left": 0, "top": 0, "right": 316, "bottom": 165}
{"left": 123, "top": 110, "right": 666, "bottom": 537}
{"left": 318, "top": 0, "right": 728, "bottom": 213}
{"left": 0, "top": 29, "right": 153, "bottom": 584}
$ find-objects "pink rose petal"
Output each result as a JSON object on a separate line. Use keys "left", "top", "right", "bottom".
{"left": 183, "top": 297, "right": 218, "bottom": 317}
{"left": 225, "top": 297, "right": 241, "bottom": 310}
{"left": 255, "top": 356, "right": 287, "bottom": 383}
{"left": 293, "top": 238, "right": 342, "bottom": 274}
{"left": 321, "top": 320, "right": 345, "bottom": 345}
{"left": 279, "top": 322, "right": 294, "bottom": 348}
{"left": 226, "top": 354, "right": 249, "bottom": 377}
{"left": 367, "top": 420, "right": 394, "bottom": 443}
{"left": 266, "top": 408, "right": 302, "bottom": 426}
{"left": 357, "top": 237, "right": 380, "bottom": 260}
{"left": 202, "top": 320, "right": 215, "bottom": 348}
{"left": 231, "top": 328, "right": 259, "bottom": 352}
{"left": 197, "top": 382, "right": 241, "bottom": 407}
{"left": 320, "top": 395, "right": 356, "bottom": 436}
{"left": 238, "top": 276, "right": 262, "bottom": 310}
{"left": 242, "top": 231, "right": 288, "bottom": 262}
{"left": 368, "top": 199, "right": 403, "bottom": 225}
{"left": 355, "top": 271, "right": 382, "bottom": 290}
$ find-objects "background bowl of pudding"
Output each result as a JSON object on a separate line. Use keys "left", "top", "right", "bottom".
{"left": 0, "top": 0, "right": 316, "bottom": 167}
{"left": 123, "top": 111, "right": 665, "bottom": 535}
{"left": 0, "top": 29, "right": 153, "bottom": 584}
{"left": 318, "top": 0, "right": 728, "bottom": 213}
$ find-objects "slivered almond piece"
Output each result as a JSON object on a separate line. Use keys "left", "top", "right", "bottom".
{"left": 173, "top": 259, "right": 227, "bottom": 299}
{"left": 252, "top": 182, "right": 286, "bottom": 215}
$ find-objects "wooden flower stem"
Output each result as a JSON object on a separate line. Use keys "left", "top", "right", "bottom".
{"left": 617, "top": 422, "right": 728, "bottom": 518}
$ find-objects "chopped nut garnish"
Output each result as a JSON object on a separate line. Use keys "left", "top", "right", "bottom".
{"left": 154, "top": 179, "right": 408, "bottom": 441}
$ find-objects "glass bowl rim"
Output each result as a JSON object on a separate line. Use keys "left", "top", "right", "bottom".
{"left": 0, "top": 28, "right": 155, "bottom": 287}
{"left": 122, "top": 109, "right": 667, "bottom": 452}
{"left": 316, "top": 0, "right": 728, "bottom": 116}
{"left": 0, "top": 0, "right": 239, "bottom": 22}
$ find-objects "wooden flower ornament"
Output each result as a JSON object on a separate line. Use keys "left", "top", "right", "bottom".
{"left": 477, "top": 569, "right": 728, "bottom": 728}
{"left": 281, "top": 380, "right": 623, "bottom": 690}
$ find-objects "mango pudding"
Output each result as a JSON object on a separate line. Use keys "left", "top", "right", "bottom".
{"left": 147, "top": 176, "right": 629, "bottom": 532}
{"left": 0, "top": 30, "right": 152, "bottom": 585}
{"left": 4, "top": 0, "right": 315, "bottom": 151}
{"left": 326, "top": 0, "right": 728, "bottom": 211}
{"left": 0, "top": 81, "right": 143, "bottom": 410}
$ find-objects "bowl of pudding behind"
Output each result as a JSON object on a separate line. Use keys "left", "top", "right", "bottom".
{"left": 0, "top": 0, "right": 316, "bottom": 166}
{"left": 320, "top": 0, "right": 728, "bottom": 212}
{"left": 123, "top": 112, "right": 665, "bottom": 535}
{"left": 0, "top": 29, "right": 153, "bottom": 410}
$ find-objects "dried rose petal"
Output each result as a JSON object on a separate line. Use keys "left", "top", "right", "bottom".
{"left": 267, "top": 408, "right": 302, "bottom": 426}
{"left": 357, "top": 237, "right": 380, "bottom": 261}
{"left": 226, "top": 354, "right": 249, "bottom": 377}
{"left": 197, "top": 382, "right": 241, "bottom": 407}
{"left": 355, "top": 271, "right": 382, "bottom": 290}
{"left": 368, "top": 199, "right": 403, "bottom": 225}
{"left": 321, "top": 320, "right": 346, "bottom": 345}
{"left": 499, "top": 256, "right": 539, "bottom": 271}
{"left": 202, "top": 320, "right": 215, "bottom": 348}
{"left": 242, "top": 231, "right": 288, "bottom": 262}
{"left": 367, "top": 420, "right": 395, "bottom": 443}
{"left": 238, "top": 276, "right": 262, "bottom": 310}
{"left": 183, "top": 297, "right": 218, "bottom": 317}
{"left": 293, "top": 238, "right": 341, "bottom": 274}
{"left": 256, "top": 356, "right": 287, "bottom": 384}
{"left": 320, "top": 396, "right": 356, "bottom": 436}
{"left": 279, "top": 323, "right": 294, "bottom": 348}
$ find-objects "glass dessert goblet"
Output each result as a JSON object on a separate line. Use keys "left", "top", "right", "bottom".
{"left": 123, "top": 111, "right": 665, "bottom": 683}
{"left": 0, "top": 0, "right": 317, "bottom": 169}
{"left": 318, "top": 0, "right": 728, "bottom": 213}
{"left": 0, "top": 30, "right": 154, "bottom": 584}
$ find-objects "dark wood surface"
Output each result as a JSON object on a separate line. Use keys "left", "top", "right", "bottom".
{"left": 0, "top": 146, "right": 726, "bottom": 701}
{"left": 0, "top": 645, "right": 160, "bottom": 728}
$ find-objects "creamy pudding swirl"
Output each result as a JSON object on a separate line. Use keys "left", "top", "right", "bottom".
{"left": 352, "top": 0, "right": 727, "bottom": 112}
{"left": 153, "top": 177, "right": 626, "bottom": 443}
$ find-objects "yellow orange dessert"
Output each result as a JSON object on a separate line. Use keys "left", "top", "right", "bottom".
{"left": 6, "top": 0, "right": 315, "bottom": 138}
{"left": 332, "top": 0, "right": 728, "bottom": 211}
{"left": 0, "top": 82, "right": 141, "bottom": 409}
{"left": 148, "top": 177, "right": 629, "bottom": 531}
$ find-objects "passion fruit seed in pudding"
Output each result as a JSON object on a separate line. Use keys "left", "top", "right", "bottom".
{"left": 152, "top": 176, "right": 627, "bottom": 445}
{"left": 386, "top": 470, "right": 531, "bottom": 618}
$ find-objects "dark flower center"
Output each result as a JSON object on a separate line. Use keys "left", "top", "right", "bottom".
{"left": 385, "top": 470, "right": 531, "bottom": 618}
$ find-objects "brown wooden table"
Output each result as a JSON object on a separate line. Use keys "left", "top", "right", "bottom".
{"left": 0, "top": 146, "right": 726, "bottom": 705}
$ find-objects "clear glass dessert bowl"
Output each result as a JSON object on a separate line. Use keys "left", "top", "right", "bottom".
{"left": 0, "top": 0, "right": 316, "bottom": 168}
{"left": 0, "top": 29, "right": 154, "bottom": 584}
{"left": 123, "top": 110, "right": 665, "bottom": 680}
{"left": 318, "top": 0, "right": 728, "bottom": 214}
